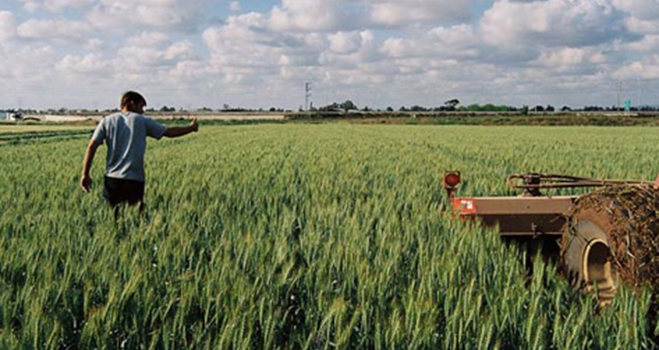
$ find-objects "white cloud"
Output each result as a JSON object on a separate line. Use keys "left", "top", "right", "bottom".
{"left": 367, "top": 0, "right": 472, "bottom": 26}
{"left": 380, "top": 24, "right": 482, "bottom": 62}
{"left": 19, "top": 0, "right": 93, "bottom": 12}
{"left": 45, "top": 0, "right": 93, "bottom": 12}
{"left": 535, "top": 47, "right": 607, "bottom": 73}
{"left": 126, "top": 31, "right": 169, "bottom": 47}
{"left": 612, "top": 0, "right": 659, "bottom": 21}
{"left": 481, "top": 0, "right": 632, "bottom": 48}
{"left": 19, "top": 0, "right": 41, "bottom": 12}
{"left": 327, "top": 31, "right": 362, "bottom": 54}
{"left": 267, "top": 0, "right": 474, "bottom": 32}
{"left": 0, "top": 44, "right": 59, "bottom": 82}
{"left": 625, "top": 16, "right": 659, "bottom": 35}
{"left": 613, "top": 55, "right": 659, "bottom": 79}
{"left": 428, "top": 24, "right": 482, "bottom": 59}
{"left": 87, "top": 0, "right": 214, "bottom": 33}
{"left": 2, "top": 0, "right": 659, "bottom": 110}
{"left": 269, "top": 0, "right": 348, "bottom": 32}
{"left": 0, "top": 12, "right": 18, "bottom": 43}
{"left": 626, "top": 34, "right": 659, "bottom": 52}
{"left": 203, "top": 13, "right": 323, "bottom": 70}
{"left": 166, "top": 60, "right": 207, "bottom": 81}
{"left": 379, "top": 38, "right": 416, "bottom": 59}
{"left": 230, "top": 1, "right": 241, "bottom": 12}
{"left": 320, "top": 31, "right": 379, "bottom": 67}
{"left": 164, "top": 41, "right": 194, "bottom": 61}
{"left": 85, "top": 38, "right": 104, "bottom": 51}
{"left": 116, "top": 32, "right": 194, "bottom": 73}
{"left": 56, "top": 53, "right": 112, "bottom": 75}
{"left": 16, "top": 19, "right": 92, "bottom": 42}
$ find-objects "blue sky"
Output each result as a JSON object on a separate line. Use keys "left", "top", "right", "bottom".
{"left": 0, "top": 0, "right": 658, "bottom": 110}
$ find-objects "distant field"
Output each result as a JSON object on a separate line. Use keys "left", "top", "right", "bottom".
{"left": 0, "top": 126, "right": 92, "bottom": 146}
{"left": 13, "top": 112, "right": 287, "bottom": 123}
{"left": 5, "top": 110, "right": 659, "bottom": 128}
{"left": 1, "top": 124, "right": 658, "bottom": 349}
{"left": 0, "top": 124, "right": 94, "bottom": 133}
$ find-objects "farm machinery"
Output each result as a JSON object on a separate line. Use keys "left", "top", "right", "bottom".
{"left": 444, "top": 171, "right": 659, "bottom": 306}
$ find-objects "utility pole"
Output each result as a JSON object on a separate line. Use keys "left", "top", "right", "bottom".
{"left": 637, "top": 78, "right": 641, "bottom": 109}
{"left": 305, "top": 82, "right": 312, "bottom": 111}
{"left": 617, "top": 80, "right": 622, "bottom": 111}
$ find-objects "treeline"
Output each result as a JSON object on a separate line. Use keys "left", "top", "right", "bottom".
{"left": 8, "top": 105, "right": 292, "bottom": 115}
{"left": 314, "top": 99, "right": 659, "bottom": 114}
{"left": 8, "top": 100, "right": 659, "bottom": 115}
{"left": 583, "top": 105, "right": 659, "bottom": 112}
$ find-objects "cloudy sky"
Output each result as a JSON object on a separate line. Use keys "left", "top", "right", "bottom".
{"left": 1, "top": 0, "right": 658, "bottom": 110}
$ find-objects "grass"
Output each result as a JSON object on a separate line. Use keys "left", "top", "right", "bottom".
{"left": 0, "top": 124, "right": 657, "bottom": 349}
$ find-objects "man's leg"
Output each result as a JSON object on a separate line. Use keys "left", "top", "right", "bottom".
{"left": 104, "top": 177, "right": 145, "bottom": 219}
{"left": 125, "top": 180, "right": 145, "bottom": 210}
{"left": 104, "top": 176, "right": 123, "bottom": 220}
{"left": 122, "top": 180, "right": 146, "bottom": 219}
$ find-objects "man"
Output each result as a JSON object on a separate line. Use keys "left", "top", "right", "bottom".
{"left": 80, "top": 91, "right": 198, "bottom": 211}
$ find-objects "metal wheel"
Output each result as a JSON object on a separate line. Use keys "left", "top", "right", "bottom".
{"left": 563, "top": 210, "right": 620, "bottom": 306}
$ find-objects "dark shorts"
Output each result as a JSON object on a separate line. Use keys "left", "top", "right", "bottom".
{"left": 103, "top": 176, "right": 145, "bottom": 207}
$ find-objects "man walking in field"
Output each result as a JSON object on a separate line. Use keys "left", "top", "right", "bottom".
{"left": 80, "top": 91, "right": 198, "bottom": 213}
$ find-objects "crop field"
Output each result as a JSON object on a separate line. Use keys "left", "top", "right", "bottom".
{"left": 0, "top": 127, "right": 92, "bottom": 147}
{"left": 0, "top": 125, "right": 94, "bottom": 133}
{"left": 2, "top": 124, "right": 659, "bottom": 349}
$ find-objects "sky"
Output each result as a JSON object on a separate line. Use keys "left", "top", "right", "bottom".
{"left": 1, "top": 0, "right": 659, "bottom": 110}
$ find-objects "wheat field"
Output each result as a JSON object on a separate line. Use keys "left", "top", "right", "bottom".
{"left": 1, "top": 124, "right": 657, "bottom": 349}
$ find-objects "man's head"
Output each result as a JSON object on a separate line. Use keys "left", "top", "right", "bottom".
{"left": 120, "top": 91, "right": 147, "bottom": 114}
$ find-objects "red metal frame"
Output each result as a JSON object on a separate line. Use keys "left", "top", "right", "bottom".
{"left": 443, "top": 171, "right": 651, "bottom": 237}
{"left": 452, "top": 196, "right": 576, "bottom": 236}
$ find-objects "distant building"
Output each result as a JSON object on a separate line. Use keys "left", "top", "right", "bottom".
{"left": 1, "top": 111, "right": 23, "bottom": 121}
{"left": 11, "top": 112, "right": 22, "bottom": 121}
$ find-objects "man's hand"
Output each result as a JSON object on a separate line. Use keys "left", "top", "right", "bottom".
{"left": 81, "top": 139, "right": 100, "bottom": 193}
{"left": 164, "top": 118, "right": 199, "bottom": 138}
{"left": 80, "top": 175, "right": 92, "bottom": 193}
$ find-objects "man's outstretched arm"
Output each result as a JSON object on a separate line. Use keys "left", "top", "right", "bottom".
{"left": 163, "top": 118, "right": 199, "bottom": 138}
{"left": 80, "top": 139, "right": 101, "bottom": 193}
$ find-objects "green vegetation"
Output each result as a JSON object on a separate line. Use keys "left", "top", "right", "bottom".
{"left": 1, "top": 124, "right": 658, "bottom": 349}
{"left": 0, "top": 129, "right": 92, "bottom": 146}
{"left": 0, "top": 125, "right": 93, "bottom": 133}
{"left": 287, "top": 112, "right": 659, "bottom": 127}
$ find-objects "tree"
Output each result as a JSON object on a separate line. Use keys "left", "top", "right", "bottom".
{"left": 339, "top": 100, "right": 357, "bottom": 112}
{"left": 444, "top": 98, "right": 460, "bottom": 111}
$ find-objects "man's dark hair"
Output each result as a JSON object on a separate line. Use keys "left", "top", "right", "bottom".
{"left": 120, "top": 91, "right": 147, "bottom": 110}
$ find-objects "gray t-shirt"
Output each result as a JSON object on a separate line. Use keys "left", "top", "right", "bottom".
{"left": 91, "top": 112, "right": 167, "bottom": 182}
